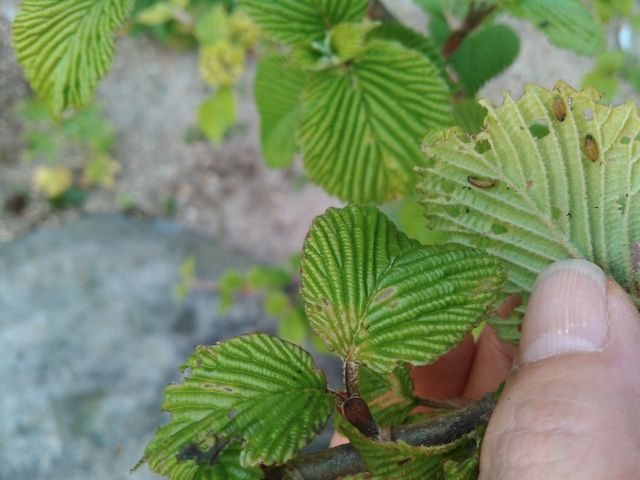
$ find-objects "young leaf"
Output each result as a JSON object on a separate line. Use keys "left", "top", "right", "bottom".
{"left": 359, "top": 366, "right": 417, "bottom": 425}
{"left": 418, "top": 81, "right": 640, "bottom": 310}
{"left": 12, "top": 0, "right": 133, "bottom": 114}
{"left": 197, "top": 88, "right": 237, "bottom": 144}
{"left": 504, "top": 0, "right": 605, "bottom": 55}
{"left": 368, "top": 22, "right": 446, "bottom": 78}
{"left": 298, "top": 40, "right": 452, "bottom": 203}
{"left": 449, "top": 24, "right": 520, "bottom": 97}
{"left": 239, "top": 0, "right": 368, "bottom": 45}
{"left": 300, "top": 205, "right": 505, "bottom": 372}
{"left": 141, "top": 333, "right": 334, "bottom": 475}
{"left": 255, "top": 55, "right": 306, "bottom": 169}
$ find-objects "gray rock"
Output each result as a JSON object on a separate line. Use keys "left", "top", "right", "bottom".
{"left": 0, "top": 215, "right": 340, "bottom": 479}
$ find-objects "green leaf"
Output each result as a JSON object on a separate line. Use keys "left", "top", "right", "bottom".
{"left": 197, "top": 88, "right": 236, "bottom": 144}
{"left": 298, "top": 39, "right": 452, "bottom": 203}
{"left": 300, "top": 205, "right": 505, "bottom": 372}
{"left": 142, "top": 333, "right": 334, "bottom": 475}
{"left": 504, "top": 0, "right": 605, "bottom": 55}
{"left": 418, "top": 81, "right": 640, "bottom": 314}
{"left": 369, "top": 22, "right": 446, "bottom": 79}
{"left": 149, "top": 441, "right": 263, "bottom": 480}
{"left": 452, "top": 99, "right": 488, "bottom": 135}
{"left": 449, "top": 24, "right": 520, "bottom": 97}
{"left": 194, "top": 4, "right": 228, "bottom": 45}
{"left": 12, "top": 0, "right": 133, "bottom": 114}
{"left": 255, "top": 55, "right": 306, "bottom": 169}
{"left": 239, "top": 0, "right": 368, "bottom": 44}
{"left": 359, "top": 366, "right": 417, "bottom": 425}
{"left": 340, "top": 421, "right": 471, "bottom": 479}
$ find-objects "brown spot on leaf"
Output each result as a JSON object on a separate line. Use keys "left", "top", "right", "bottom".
{"left": 552, "top": 97, "right": 566, "bottom": 121}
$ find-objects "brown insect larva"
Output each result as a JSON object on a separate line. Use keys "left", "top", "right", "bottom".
{"left": 584, "top": 134, "right": 598, "bottom": 162}
{"left": 552, "top": 97, "right": 566, "bottom": 122}
{"left": 467, "top": 176, "right": 497, "bottom": 189}
{"left": 342, "top": 397, "right": 378, "bottom": 437}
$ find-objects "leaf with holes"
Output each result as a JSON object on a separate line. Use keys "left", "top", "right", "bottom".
{"left": 359, "top": 366, "right": 417, "bottom": 425}
{"left": 298, "top": 40, "right": 452, "bottom": 203}
{"left": 418, "top": 81, "right": 640, "bottom": 318}
{"left": 339, "top": 420, "right": 477, "bottom": 479}
{"left": 12, "top": 0, "right": 133, "bottom": 114}
{"left": 238, "top": 0, "right": 368, "bottom": 45}
{"left": 140, "top": 333, "right": 334, "bottom": 475}
{"left": 449, "top": 24, "right": 520, "bottom": 97}
{"left": 255, "top": 55, "right": 307, "bottom": 169}
{"left": 504, "top": 0, "right": 604, "bottom": 55}
{"left": 300, "top": 205, "right": 505, "bottom": 372}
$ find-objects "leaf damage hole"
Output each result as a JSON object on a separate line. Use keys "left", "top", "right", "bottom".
{"left": 621, "top": 136, "right": 631, "bottom": 145}
{"left": 475, "top": 139, "right": 491, "bottom": 154}
{"left": 228, "top": 409, "right": 238, "bottom": 419}
{"left": 584, "top": 108, "right": 594, "bottom": 121}
{"left": 177, "top": 439, "right": 229, "bottom": 466}
{"left": 529, "top": 121, "right": 550, "bottom": 139}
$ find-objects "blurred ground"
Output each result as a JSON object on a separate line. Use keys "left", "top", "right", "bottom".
{"left": 0, "top": 0, "right": 626, "bottom": 479}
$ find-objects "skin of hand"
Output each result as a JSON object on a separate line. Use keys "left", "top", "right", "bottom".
{"left": 331, "top": 259, "right": 640, "bottom": 479}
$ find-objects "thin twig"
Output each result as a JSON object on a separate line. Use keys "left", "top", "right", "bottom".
{"left": 367, "top": 0, "right": 396, "bottom": 22}
{"left": 442, "top": 0, "right": 496, "bottom": 59}
{"left": 263, "top": 394, "right": 496, "bottom": 479}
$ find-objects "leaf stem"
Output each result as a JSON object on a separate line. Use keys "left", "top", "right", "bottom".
{"left": 442, "top": 0, "right": 496, "bottom": 59}
{"left": 367, "top": 0, "right": 396, "bottom": 22}
{"left": 344, "top": 361, "right": 360, "bottom": 397}
{"left": 263, "top": 394, "right": 496, "bottom": 479}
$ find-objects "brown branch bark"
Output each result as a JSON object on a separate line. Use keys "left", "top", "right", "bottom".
{"left": 367, "top": 0, "right": 396, "bottom": 22}
{"left": 442, "top": 1, "right": 496, "bottom": 59}
{"left": 263, "top": 394, "right": 496, "bottom": 480}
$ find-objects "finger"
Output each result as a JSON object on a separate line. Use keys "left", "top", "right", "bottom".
{"left": 481, "top": 260, "right": 640, "bottom": 479}
{"left": 411, "top": 334, "right": 475, "bottom": 404}
{"left": 463, "top": 325, "right": 516, "bottom": 400}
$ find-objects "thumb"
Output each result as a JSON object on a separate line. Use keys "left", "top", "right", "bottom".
{"left": 481, "top": 259, "right": 640, "bottom": 479}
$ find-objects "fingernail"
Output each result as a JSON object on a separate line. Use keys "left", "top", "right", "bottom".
{"left": 521, "top": 259, "right": 608, "bottom": 364}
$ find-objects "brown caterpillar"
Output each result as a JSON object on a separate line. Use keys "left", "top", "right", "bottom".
{"left": 584, "top": 135, "right": 598, "bottom": 162}
{"left": 552, "top": 97, "right": 566, "bottom": 121}
{"left": 467, "top": 176, "right": 497, "bottom": 189}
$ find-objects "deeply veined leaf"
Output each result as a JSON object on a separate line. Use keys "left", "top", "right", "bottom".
{"left": 418, "top": 81, "right": 640, "bottom": 311}
{"left": 452, "top": 99, "right": 489, "bottom": 135}
{"left": 359, "top": 366, "right": 417, "bottom": 425}
{"left": 368, "top": 22, "right": 446, "bottom": 79}
{"left": 239, "top": 0, "right": 368, "bottom": 44}
{"left": 255, "top": 55, "right": 306, "bottom": 168}
{"left": 197, "top": 88, "right": 237, "bottom": 144}
{"left": 504, "top": 0, "right": 605, "bottom": 55}
{"left": 300, "top": 205, "right": 505, "bottom": 372}
{"left": 12, "top": 0, "right": 133, "bottom": 114}
{"left": 298, "top": 40, "right": 452, "bottom": 203}
{"left": 141, "top": 333, "right": 333, "bottom": 475}
{"left": 449, "top": 24, "right": 520, "bottom": 96}
{"left": 147, "top": 441, "right": 263, "bottom": 480}
{"left": 339, "top": 421, "right": 473, "bottom": 479}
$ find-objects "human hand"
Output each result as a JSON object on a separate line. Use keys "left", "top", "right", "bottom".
{"left": 332, "top": 259, "right": 640, "bottom": 478}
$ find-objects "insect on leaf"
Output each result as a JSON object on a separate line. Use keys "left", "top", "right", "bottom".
{"left": 418, "top": 81, "right": 640, "bottom": 322}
